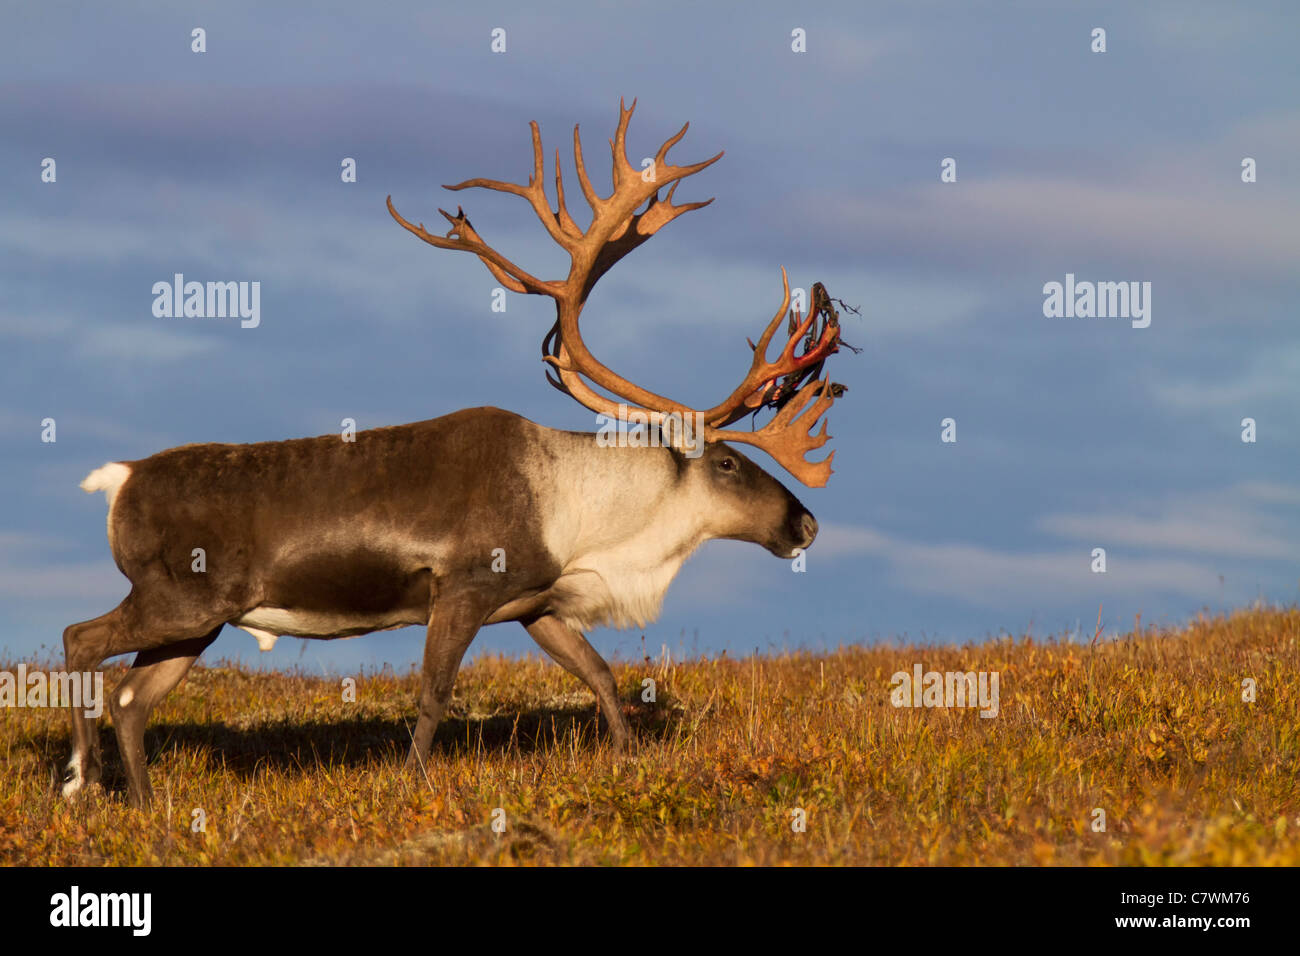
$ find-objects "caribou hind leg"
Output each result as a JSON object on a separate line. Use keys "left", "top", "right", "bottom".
{"left": 109, "top": 630, "right": 221, "bottom": 808}
{"left": 524, "top": 614, "right": 630, "bottom": 752}
{"left": 63, "top": 587, "right": 231, "bottom": 807}
{"left": 61, "top": 603, "right": 132, "bottom": 800}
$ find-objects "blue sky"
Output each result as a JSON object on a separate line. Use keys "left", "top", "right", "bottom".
{"left": 1, "top": 1, "right": 1297, "bottom": 672}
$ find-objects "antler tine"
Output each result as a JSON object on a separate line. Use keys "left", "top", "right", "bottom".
{"left": 753, "top": 266, "right": 794, "bottom": 355}
{"left": 699, "top": 268, "right": 841, "bottom": 429}
{"left": 654, "top": 120, "right": 691, "bottom": 174}
{"left": 709, "top": 377, "right": 838, "bottom": 488}
{"left": 572, "top": 120, "right": 602, "bottom": 215}
{"left": 553, "top": 148, "right": 582, "bottom": 240}
{"left": 439, "top": 120, "right": 579, "bottom": 252}
{"left": 385, "top": 197, "right": 558, "bottom": 297}
{"left": 569, "top": 98, "right": 723, "bottom": 255}
{"left": 609, "top": 96, "right": 638, "bottom": 192}
{"left": 732, "top": 266, "right": 792, "bottom": 400}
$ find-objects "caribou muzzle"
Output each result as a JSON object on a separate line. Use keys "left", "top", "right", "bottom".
{"left": 768, "top": 505, "right": 818, "bottom": 558}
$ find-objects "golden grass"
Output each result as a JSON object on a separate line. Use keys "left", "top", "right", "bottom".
{"left": 1, "top": 606, "right": 1297, "bottom": 865}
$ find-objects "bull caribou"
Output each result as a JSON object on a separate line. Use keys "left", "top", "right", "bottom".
{"left": 63, "top": 99, "right": 849, "bottom": 808}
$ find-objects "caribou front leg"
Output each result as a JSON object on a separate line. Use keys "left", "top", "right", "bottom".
{"left": 524, "top": 614, "right": 631, "bottom": 753}
{"left": 406, "top": 592, "right": 491, "bottom": 772}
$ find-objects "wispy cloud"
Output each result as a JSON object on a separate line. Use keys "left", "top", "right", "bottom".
{"left": 1038, "top": 501, "right": 1295, "bottom": 560}
{"left": 1240, "top": 481, "right": 1300, "bottom": 504}
{"left": 1149, "top": 344, "right": 1300, "bottom": 412}
{"left": 0, "top": 531, "right": 126, "bottom": 602}
{"left": 817, "top": 481, "right": 1299, "bottom": 609}
{"left": 816, "top": 522, "right": 1225, "bottom": 607}
{"left": 1, "top": 307, "right": 221, "bottom": 360}
{"left": 0, "top": 407, "right": 175, "bottom": 449}
{"left": 812, "top": 176, "right": 1299, "bottom": 279}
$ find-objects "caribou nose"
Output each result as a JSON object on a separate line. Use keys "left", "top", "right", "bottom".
{"left": 799, "top": 512, "right": 818, "bottom": 546}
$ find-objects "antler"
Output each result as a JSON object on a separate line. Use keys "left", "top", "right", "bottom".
{"left": 386, "top": 98, "right": 848, "bottom": 487}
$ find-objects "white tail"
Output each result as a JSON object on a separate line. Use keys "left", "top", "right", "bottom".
{"left": 79, "top": 462, "right": 131, "bottom": 504}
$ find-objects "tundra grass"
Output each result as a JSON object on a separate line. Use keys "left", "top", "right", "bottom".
{"left": 1, "top": 606, "right": 1296, "bottom": 865}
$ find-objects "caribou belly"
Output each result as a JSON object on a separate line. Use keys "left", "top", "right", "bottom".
{"left": 234, "top": 606, "right": 428, "bottom": 650}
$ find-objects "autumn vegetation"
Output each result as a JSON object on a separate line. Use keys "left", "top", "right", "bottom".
{"left": 1, "top": 606, "right": 1296, "bottom": 865}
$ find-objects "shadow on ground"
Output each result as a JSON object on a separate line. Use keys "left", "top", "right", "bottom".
{"left": 29, "top": 700, "right": 679, "bottom": 799}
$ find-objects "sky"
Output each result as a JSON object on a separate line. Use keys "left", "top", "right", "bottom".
{"left": 1, "top": 0, "right": 1297, "bottom": 672}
